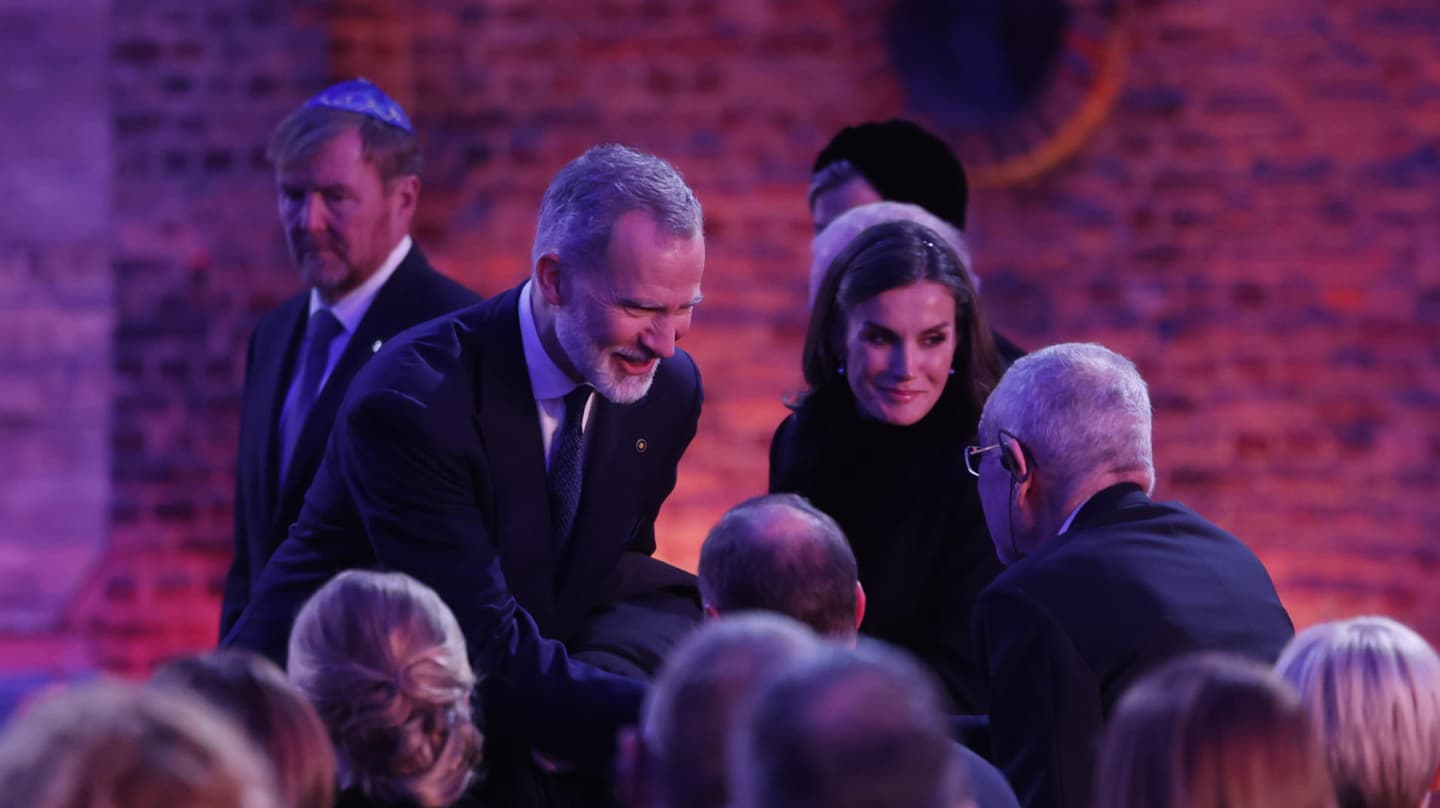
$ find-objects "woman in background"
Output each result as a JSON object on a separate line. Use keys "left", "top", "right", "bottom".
{"left": 1276, "top": 616, "right": 1440, "bottom": 808}
{"left": 152, "top": 648, "right": 335, "bottom": 808}
{"left": 770, "top": 218, "right": 1005, "bottom": 712}
{"left": 1096, "top": 652, "right": 1335, "bottom": 808}
{"left": 0, "top": 681, "right": 280, "bottom": 808}
{"left": 288, "top": 569, "right": 483, "bottom": 808}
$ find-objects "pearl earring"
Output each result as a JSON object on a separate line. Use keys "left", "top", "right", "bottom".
{"left": 838, "top": 364, "right": 847, "bottom": 377}
{"left": 949, "top": 367, "right": 956, "bottom": 376}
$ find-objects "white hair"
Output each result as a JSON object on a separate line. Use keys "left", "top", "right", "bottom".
{"left": 809, "top": 201, "right": 975, "bottom": 308}
{"left": 1276, "top": 616, "right": 1440, "bottom": 808}
{"left": 978, "top": 342, "right": 1155, "bottom": 505}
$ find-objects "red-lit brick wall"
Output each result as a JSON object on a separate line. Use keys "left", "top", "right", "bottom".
{"left": 0, "top": 0, "right": 1435, "bottom": 681}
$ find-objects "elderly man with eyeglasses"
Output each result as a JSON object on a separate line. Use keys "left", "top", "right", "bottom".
{"left": 962, "top": 342, "right": 1294, "bottom": 808}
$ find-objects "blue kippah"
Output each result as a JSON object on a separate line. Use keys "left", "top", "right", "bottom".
{"left": 304, "top": 77, "right": 414, "bottom": 134}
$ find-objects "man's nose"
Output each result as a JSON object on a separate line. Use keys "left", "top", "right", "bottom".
{"left": 642, "top": 315, "right": 680, "bottom": 359}
{"left": 299, "top": 195, "right": 326, "bottom": 231}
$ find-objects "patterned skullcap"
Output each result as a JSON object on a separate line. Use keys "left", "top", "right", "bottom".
{"left": 304, "top": 77, "right": 414, "bottom": 134}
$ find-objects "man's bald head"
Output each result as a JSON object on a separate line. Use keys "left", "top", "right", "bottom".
{"left": 698, "top": 494, "right": 860, "bottom": 638}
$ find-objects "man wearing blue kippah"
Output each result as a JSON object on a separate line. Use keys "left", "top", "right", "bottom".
{"left": 220, "top": 79, "right": 479, "bottom": 638}
{"left": 226, "top": 141, "right": 710, "bottom": 798}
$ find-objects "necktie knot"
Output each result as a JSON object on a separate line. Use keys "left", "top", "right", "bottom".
{"left": 561, "top": 385, "right": 591, "bottom": 431}
{"left": 307, "top": 308, "right": 344, "bottom": 347}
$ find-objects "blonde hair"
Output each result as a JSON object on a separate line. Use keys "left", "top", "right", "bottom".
{"left": 1277, "top": 616, "right": 1440, "bottom": 808}
{"left": 288, "top": 570, "right": 483, "bottom": 807}
{"left": 151, "top": 649, "right": 336, "bottom": 808}
{"left": 1096, "top": 652, "right": 1334, "bottom": 808}
{"left": 0, "top": 680, "right": 279, "bottom": 808}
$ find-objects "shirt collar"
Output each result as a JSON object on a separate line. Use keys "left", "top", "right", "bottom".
{"left": 1056, "top": 493, "right": 1094, "bottom": 537}
{"left": 518, "top": 279, "right": 584, "bottom": 401}
{"left": 307, "top": 234, "right": 413, "bottom": 332}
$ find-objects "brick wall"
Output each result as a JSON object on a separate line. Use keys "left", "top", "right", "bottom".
{"left": 0, "top": 0, "right": 1435, "bottom": 682}
{"left": 0, "top": 0, "right": 113, "bottom": 689}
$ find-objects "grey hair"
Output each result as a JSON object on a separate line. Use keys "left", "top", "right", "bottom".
{"left": 1276, "top": 616, "right": 1440, "bottom": 808}
{"left": 731, "top": 641, "right": 970, "bottom": 808}
{"left": 0, "top": 681, "right": 281, "bottom": 808}
{"left": 288, "top": 570, "right": 482, "bottom": 808}
{"left": 642, "top": 613, "right": 822, "bottom": 808}
{"left": 698, "top": 493, "right": 859, "bottom": 638}
{"left": 531, "top": 143, "right": 703, "bottom": 269}
{"left": 978, "top": 342, "right": 1155, "bottom": 503}
{"left": 810, "top": 201, "right": 976, "bottom": 307}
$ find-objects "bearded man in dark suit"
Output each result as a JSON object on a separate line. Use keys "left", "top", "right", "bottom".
{"left": 225, "top": 143, "right": 707, "bottom": 771}
{"left": 220, "top": 79, "right": 479, "bottom": 638}
{"left": 964, "top": 343, "right": 1294, "bottom": 808}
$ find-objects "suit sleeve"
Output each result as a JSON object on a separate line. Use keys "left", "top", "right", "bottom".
{"left": 921, "top": 499, "right": 1004, "bottom": 714}
{"left": 330, "top": 388, "right": 645, "bottom": 765}
{"left": 975, "top": 584, "right": 1102, "bottom": 808}
{"left": 219, "top": 329, "right": 262, "bottom": 638}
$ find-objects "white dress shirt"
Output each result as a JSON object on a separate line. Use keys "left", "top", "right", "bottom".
{"left": 517, "top": 279, "right": 593, "bottom": 467}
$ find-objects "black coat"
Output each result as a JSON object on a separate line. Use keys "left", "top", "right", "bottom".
{"left": 224, "top": 284, "right": 704, "bottom": 767}
{"left": 769, "top": 379, "right": 1005, "bottom": 713}
{"left": 221, "top": 246, "right": 479, "bottom": 636}
{"left": 974, "top": 483, "right": 1295, "bottom": 808}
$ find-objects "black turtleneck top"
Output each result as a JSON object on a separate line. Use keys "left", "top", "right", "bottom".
{"left": 769, "top": 378, "right": 1005, "bottom": 713}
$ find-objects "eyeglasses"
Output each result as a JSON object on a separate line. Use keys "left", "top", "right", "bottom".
{"left": 964, "top": 443, "right": 999, "bottom": 477}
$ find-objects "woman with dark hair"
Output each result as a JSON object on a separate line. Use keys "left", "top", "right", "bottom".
{"left": 1096, "top": 652, "right": 1335, "bottom": 808}
{"left": 770, "top": 218, "right": 1006, "bottom": 712}
{"left": 151, "top": 649, "right": 336, "bottom": 808}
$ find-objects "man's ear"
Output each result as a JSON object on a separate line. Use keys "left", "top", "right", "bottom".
{"left": 535, "top": 253, "right": 566, "bottom": 306}
{"left": 853, "top": 581, "right": 867, "bottom": 631}
{"left": 703, "top": 603, "right": 722, "bottom": 621}
{"left": 998, "top": 433, "right": 1030, "bottom": 483}
{"left": 614, "top": 725, "right": 651, "bottom": 808}
{"left": 1428, "top": 760, "right": 1440, "bottom": 795}
{"left": 387, "top": 174, "right": 420, "bottom": 224}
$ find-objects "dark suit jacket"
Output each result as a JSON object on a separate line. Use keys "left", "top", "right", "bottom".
{"left": 220, "top": 246, "right": 479, "bottom": 636}
{"left": 223, "top": 284, "right": 703, "bottom": 766}
{"left": 769, "top": 381, "right": 1003, "bottom": 713}
{"left": 973, "top": 483, "right": 1294, "bottom": 808}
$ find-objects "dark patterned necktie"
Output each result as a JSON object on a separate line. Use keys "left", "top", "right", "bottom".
{"left": 548, "top": 386, "right": 592, "bottom": 551}
{"left": 279, "top": 308, "right": 344, "bottom": 482}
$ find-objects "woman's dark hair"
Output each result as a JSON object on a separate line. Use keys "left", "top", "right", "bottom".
{"left": 800, "top": 219, "right": 1002, "bottom": 416}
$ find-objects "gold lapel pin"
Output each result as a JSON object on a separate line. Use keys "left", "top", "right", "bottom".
{"left": 635, "top": 438, "right": 648, "bottom": 453}
{"left": 371, "top": 339, "right": 383, "bottom": 353}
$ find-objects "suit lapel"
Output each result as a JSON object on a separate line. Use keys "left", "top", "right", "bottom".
{"left": 473, "top": 286, "right": 560, "bottom": 631}
{"left": 250, "top": 297, "right": 308, "bottom": 511}
{"left": 271, "top": 247, "right": 432, "bottom": 529}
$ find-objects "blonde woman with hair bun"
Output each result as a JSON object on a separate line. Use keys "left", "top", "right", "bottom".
{"left": 288, "top": 569, "right": 484, "bottom": 807}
